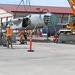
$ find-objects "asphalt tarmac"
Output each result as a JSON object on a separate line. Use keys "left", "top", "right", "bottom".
{"left": 0, "top": 37, "right": 75, "bottom": 75}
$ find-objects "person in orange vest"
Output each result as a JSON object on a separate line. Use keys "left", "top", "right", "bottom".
{"left": 6, "top": 24, "right": 13, "bottom": 48}
{"left": 53, "top": 32, "right": 59, "bottom": 43}
{"left": 20, "top": 33, "right": 25, "bottom": 44}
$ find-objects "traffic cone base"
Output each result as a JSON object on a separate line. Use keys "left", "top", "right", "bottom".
{"left": 27, "top": 35, "right": 34, "bottom": 52}
{"left": 27, "top": 50, "right": 34, "bottom": 52}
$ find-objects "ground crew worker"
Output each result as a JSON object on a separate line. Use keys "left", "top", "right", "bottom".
{"left": 6, "top": 25, "right": 13, "bottom": 48}
{"left": 20, "top": 33, "right": 25, "bottom": 44}
{"left": 24, "top": 30, "right": 27, "bottom": 44}
{"left": 53, "top": 32, "right": 59, "bottom": 43}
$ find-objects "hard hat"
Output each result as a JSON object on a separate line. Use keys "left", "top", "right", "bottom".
{"left": 7, "top": 24, "right": 10, "bottom": 27}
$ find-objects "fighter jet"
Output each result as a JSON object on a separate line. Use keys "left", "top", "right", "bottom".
{"left": 1, "top": 12, "right": 53, "bottom": 30}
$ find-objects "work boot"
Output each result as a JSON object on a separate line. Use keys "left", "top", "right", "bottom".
{"left": 11, "top": 45, "right": 13, "bottom": 49}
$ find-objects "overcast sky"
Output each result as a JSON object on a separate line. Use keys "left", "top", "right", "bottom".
{"left": 0, "top": 0, "right": 70, "bottom": 7}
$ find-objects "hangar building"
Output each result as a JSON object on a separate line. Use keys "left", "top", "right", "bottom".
{"left": 0, "top": 4, "right": 72, "bottom": 24}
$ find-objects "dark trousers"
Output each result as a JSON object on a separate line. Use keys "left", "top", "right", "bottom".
{"left": 7, "top": 36, "right": 12, "bottom": 48}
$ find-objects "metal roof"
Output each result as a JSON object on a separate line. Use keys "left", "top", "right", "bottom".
{"left": 0, "top": 4, "right": 72, "bottom": 14}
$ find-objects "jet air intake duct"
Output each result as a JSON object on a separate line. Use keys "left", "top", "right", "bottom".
{"left": 22, "top": 18, "right": 31, "bottom": 27}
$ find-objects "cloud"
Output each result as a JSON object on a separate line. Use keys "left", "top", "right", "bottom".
{"left": 0, "top": 0, "right": 70, "bottom": 7}
{"left": 30, "top": 0, "right": 70, "bottom": 7}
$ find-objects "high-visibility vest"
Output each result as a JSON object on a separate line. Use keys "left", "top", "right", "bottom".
{"left": 53, "top": 33, "right": 58, "bottom": 40}
{"left": 21, "top": 35, "right": 25, "bottom": 40}
{"left": 6, "top": 28, "right": 12, "bottom": 36}
{"left": 29, "top": 30, "right": 32, "bottom": 35}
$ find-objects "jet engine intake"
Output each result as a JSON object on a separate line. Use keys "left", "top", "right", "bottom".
{"left": 22, "top": 18, "right": 31, "bottom": 27}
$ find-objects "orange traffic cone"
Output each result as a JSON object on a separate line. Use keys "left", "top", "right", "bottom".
{"left": 27, "top": 35, "right": 34, "bottom": 52}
